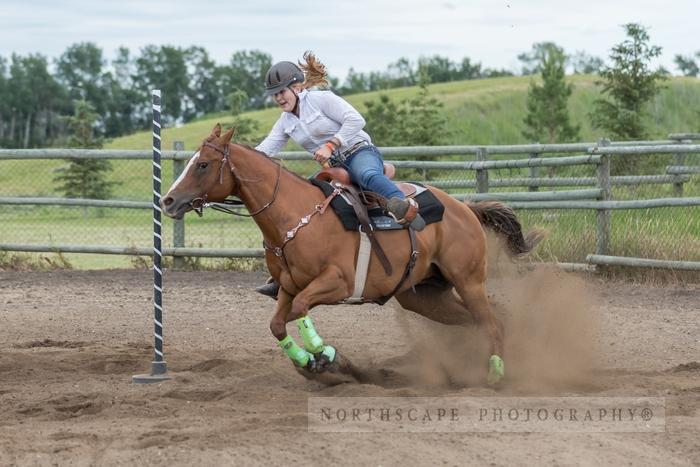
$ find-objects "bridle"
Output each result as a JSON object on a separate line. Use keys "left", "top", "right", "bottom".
{"left": 189, "top": 141, "right": 282, "bottom": 218}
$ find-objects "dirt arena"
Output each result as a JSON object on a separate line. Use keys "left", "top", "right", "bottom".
{"left": 1, "top": 258, "right": 699, "bottom": 466}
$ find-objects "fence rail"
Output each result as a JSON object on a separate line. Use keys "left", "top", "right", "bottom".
{"left": 2, "top": 134, "right": 699, "bottom": 272}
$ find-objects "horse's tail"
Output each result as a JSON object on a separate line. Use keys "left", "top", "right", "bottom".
{"left": 466, "top": 201, "right": 545, "bottom": 256}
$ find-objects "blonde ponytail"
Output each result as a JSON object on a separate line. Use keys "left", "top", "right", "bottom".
{"left": 298, "top": 51, "right": 329, "bottom": 90}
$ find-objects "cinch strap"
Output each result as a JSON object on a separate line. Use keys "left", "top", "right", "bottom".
{"left": 344, "top": 230, "right": 372, "bottom": 303}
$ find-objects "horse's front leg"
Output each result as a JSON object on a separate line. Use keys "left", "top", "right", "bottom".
{"left": 270, "top": 289, "right": 315, "bottom": 368}
{"left": 271, "top": 266, "right": 350, "bottom": 372}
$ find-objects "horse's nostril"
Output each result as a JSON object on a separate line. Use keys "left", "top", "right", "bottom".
{"left": 162, "top": 197, "right": 174, "bottom": 207}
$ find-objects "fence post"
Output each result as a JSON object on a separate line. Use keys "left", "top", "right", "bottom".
{"left": 596, "top": 138, "right": 611, "bottom": 255}
{"left": 173, "top": 141, "right": 186, "bottom": 269}
{"left": 476, "top": 147, "right": 489, "bottom": 193}
{"left": 528, "top": 144, "right": 540, "bottom": 192}
{"left": 673, "top": 151, "right": 686, "bottom": 197}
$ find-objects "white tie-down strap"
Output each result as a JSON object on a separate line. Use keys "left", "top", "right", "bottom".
{"left": 344, "top": 230, "right": 372, "bottom": 303}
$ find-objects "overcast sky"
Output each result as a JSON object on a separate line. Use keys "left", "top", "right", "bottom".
{"left": 2, "top": 0, "right": 698, "bottom": 80}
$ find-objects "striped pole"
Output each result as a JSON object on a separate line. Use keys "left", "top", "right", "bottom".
{"left": 133, "top": 89, "right": 172, "bottom": 384}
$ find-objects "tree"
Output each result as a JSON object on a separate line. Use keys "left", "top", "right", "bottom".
{"left": 102, "top": 48, "right": 143, "bottom": 137}
{"left": 364, "top": 94, "right": 402, "bottom": 145}
{"left": 135, "top": 45, "right": 190, "bottom": 124}
{"left": 339, "top": 67, "right": 370, "bottom": 95}
{"left": 185, "top": 46, "right": 225, "bottom": 118}
{"left": 0, "top": 57, "right": 9, "bottom": 145}
{"left": 522, "top": 47, "right": 580, "bottom": 143}
{"left": 458, "top": 57, "right": 482, "bottom": 80}
{"left": 53, "top": 100, "right": 117, "bottom": 201}
{"left": 417, "top": 55, "right": 458, "bottom": 83}
{"left": 387, "top": 57, "right": 416, "bottom": 87}
{"left": 398, "top": 71, "right": 449, "bottom": 146}
{"left": 674, "top": 52, "right": 700, "bottom": 77}
{"left": 571, "top": 51, "right": 604, "bottom": 74}
{"left": 55, "top": 43, "right": 108, "bottom": 118}
{"left": 518, "top": 42, "right": 567, "bottom": 75}
{"left": 220, "top": 50, "right": 272, "bottom": 110}
{"left": 7, "top": 54, "right": 66, "bottom": 148}
{"left": 226, "top": 89, "right": 260, "bottom": 145}
{"left": 364, "top": 71, "right": 448, "bottom": 147}
{"left": 591, "top": 23, "right": 668, "bottom": 141}
{"left": 481, "top": 68, "right": 515, "bottom": 78}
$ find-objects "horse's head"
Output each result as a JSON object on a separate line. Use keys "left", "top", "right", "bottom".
{"left": 161, "top": 124, "right": 236, "bottom": 219}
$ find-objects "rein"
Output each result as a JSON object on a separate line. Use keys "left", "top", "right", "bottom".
{"left": 191, "top": 141, "right": 282, "bottom": 218}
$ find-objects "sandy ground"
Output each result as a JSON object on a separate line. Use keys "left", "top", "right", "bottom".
{"left": 0, "top": 263, "right": 699, "bottom": 466}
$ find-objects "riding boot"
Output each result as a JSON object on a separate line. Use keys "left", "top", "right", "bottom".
{"left": 255, "top": 277, "right": 280, "bottom": 300}
{"left": 386, "top": 197, "right": 426, "bottom": 231}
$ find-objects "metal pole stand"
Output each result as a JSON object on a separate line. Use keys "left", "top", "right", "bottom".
{"left": 133, "top": 88, "right": 173, "bottom": 384}
{"left": 133, "top": 361, "right": 172, "bottom": 384}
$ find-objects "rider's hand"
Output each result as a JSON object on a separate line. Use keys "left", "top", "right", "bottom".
{"left": 313, "top": 144, "right": 333, "bottom": 166}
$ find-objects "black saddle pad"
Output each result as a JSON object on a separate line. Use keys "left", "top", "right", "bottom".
{"left": 309, "top": 179, "right": 445, "bottom": 231}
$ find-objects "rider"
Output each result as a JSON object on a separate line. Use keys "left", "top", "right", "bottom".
{"left": 253, "top": 52, "right": 425, "bottom": 298}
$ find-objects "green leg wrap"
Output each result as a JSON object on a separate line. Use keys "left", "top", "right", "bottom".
{"left": 487, "top": 355, "right": 505, "bottom": 385}
{"left": 278, "top": 335, "right": 312, "bottom": 367}
{"left": 296, "top": 316, "right": 324, "bottom": 354}
{"left": 319, "top": 345, "right": 336, "bottom": 363}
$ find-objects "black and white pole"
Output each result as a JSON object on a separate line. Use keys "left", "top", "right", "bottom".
{"left": 133, "top": 89, "right": 172, "bottom": 384}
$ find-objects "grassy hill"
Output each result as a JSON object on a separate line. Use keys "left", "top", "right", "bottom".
{"left": 106, "top": 75, "right": 700, "bottom": 151}
{"left": 4, "top": 74, "right": 699, "bottom": 270}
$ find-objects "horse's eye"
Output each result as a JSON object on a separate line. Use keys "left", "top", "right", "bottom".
{"left": 198, "top": 162, "right": 208, "bottom": 169}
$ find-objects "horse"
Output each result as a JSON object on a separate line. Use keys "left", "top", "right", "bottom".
{"left": 161, "top": 124, "right": 542, "bottom": 385}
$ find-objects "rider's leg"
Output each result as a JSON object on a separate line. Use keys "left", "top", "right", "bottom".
{"left": 345, "top": 146, "right": 424, "bottom": 230}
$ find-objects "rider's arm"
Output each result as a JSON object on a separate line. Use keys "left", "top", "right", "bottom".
{"left": 255, "top": 117, "right": 289, "bottom": 156}
{"left": 314, "top": 92, "right": 366, "bottom": 148}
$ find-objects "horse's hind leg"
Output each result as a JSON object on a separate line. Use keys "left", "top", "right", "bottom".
{"left": 451, "top": 279, "right": 505, "bottom": 385}
{"left": 395, "top": 280, "right": 475, "bottom": 326}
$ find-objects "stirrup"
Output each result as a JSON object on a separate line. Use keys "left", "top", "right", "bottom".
{"left": 386, "top": 198, "right": 425, "bottom": 231}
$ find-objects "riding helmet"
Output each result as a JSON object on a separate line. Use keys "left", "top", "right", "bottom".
{"left": 264, "top": 61, "right": 304, "bottom": 96}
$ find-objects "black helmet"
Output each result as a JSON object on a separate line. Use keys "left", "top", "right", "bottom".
{"left": 264, "top": 61, "right": 304, "bottom": 96}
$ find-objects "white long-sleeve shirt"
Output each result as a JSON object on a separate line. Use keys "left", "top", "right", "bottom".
{"left": 255, "top": 89, "right": 372, "bottom": 156}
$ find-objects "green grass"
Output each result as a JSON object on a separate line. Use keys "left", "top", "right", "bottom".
{"left": 104, "top": 75, "right": 700, "bottom": 150}
{"left": 2, "top": 75, "right": 700, "bottom": 270}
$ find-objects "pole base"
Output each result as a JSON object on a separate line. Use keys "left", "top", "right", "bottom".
{"left": 132, "top": 360, "right": 173, "bottom": 384}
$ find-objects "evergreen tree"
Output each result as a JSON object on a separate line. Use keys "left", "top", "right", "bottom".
{"left": 522, "top": 47, "right": 580, "bottom": 143}
{"left": 364, "top": 71, "right": 448, "bottom": 147}
{"left": 591, "top": 23, "right": 668, "bottom": 141}
{"left": 54, "top": 100, "right": 116, "bottom": 200}
{"left": 364, "top": 94, "right": 402, "bottom": 145}
{"left": 398, "top": 70, "right": 449, "bottom": 146}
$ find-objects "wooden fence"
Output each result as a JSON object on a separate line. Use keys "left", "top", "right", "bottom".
{"left": 1, "top": 134, "right": 699, "bottom": 271}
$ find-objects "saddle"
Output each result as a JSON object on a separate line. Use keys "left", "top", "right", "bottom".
{"left": 308, "top": 171, "right": 445, "bottom": 306}
{"left": 315, "top": 163, "right": 418, "bottom": 199}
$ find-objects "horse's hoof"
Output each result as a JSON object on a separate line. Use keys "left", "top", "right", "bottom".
{"left": 294, "top": 346, "right": 358, "bottom": 385}
{"left": 487, "top": 355, "right": 505, "bottom": 386}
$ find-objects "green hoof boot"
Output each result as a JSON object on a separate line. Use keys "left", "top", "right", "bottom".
{"left": 487, "top": 355, "right": 505, "bottom": 386}
{"left": 307, "top": 345, "right": 336, "bottom": 373}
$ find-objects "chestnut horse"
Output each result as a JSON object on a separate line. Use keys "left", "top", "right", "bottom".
{"left": 161, "top": 124, "right": 541, "bottom": 385}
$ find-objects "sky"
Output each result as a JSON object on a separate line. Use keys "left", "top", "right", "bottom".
{"left": 1, "top": 0, "right": 698, "bottom": 80}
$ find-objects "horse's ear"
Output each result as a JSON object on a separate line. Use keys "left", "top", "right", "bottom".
{"left": 211, "top": 123, "right": 222, "bottom": 138}
{"left": 221, "top": 128, "right": 235, "bottom": 145}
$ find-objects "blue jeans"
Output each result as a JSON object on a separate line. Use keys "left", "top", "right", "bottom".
{"left": 345, "top": 146, "right": 404, "bottom": 200}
